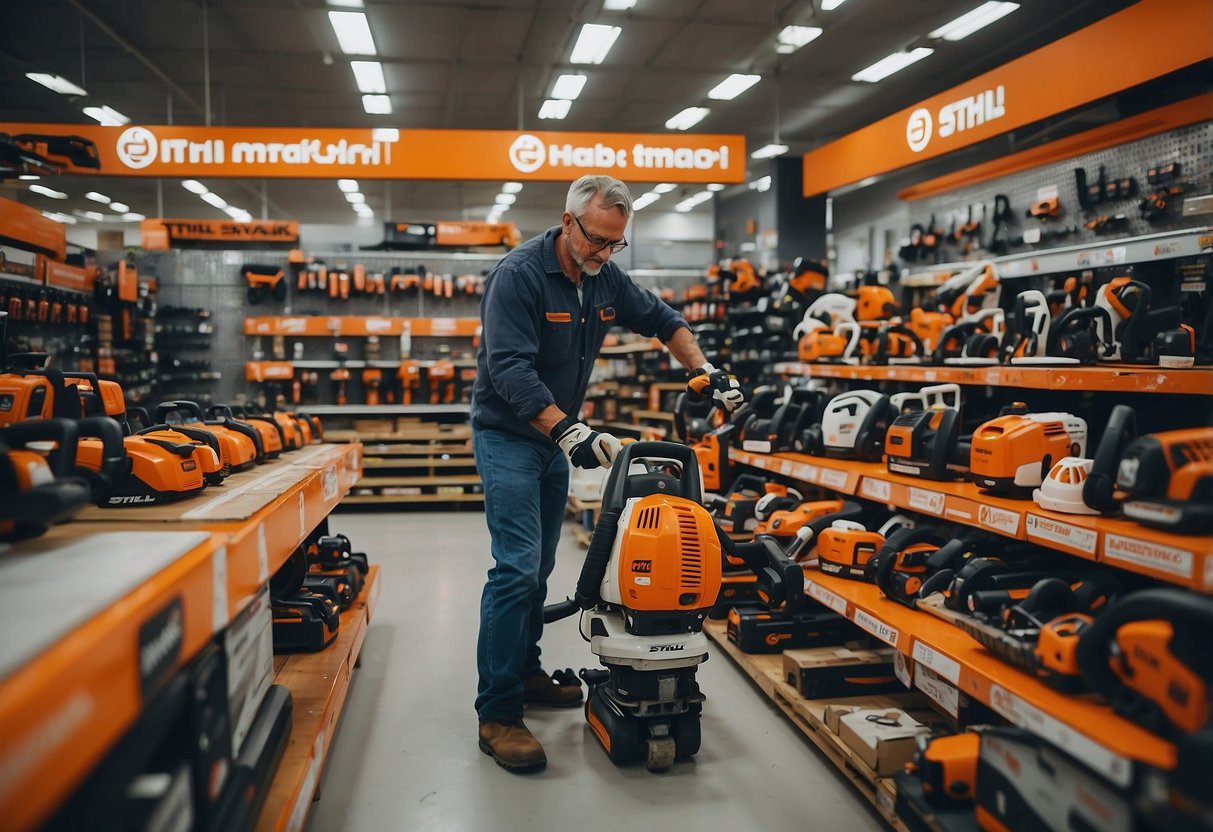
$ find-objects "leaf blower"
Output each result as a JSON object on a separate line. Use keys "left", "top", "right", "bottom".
{"left": 969, "top": 404, "right": 1087, "bottom": 495}
{"left": 821, "top": 389, "right": 898, "bottom": 461}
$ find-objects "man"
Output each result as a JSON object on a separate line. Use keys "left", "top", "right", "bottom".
{"left": 470, "top": 174, "right": 745, "bottom": 773}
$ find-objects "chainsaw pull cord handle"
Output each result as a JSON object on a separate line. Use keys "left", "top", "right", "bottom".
{"left": 1083, "top": 404, "right": 1137, "bottom": 513}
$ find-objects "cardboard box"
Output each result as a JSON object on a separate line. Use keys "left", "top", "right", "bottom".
{"left": 824, "top": 694, "right": 921, "bottom": 734}
{"left": 353, "top": 419, "right": 395, "bottom": 433}
{"left": 839, "top": 708, "right": 931, "bottom": 776}
{"left": 782, "top": 646, "right": 904, "bottom": 699}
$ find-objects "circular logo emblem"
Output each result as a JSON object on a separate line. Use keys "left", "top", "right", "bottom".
{"left": 116, "top": 126, "right": 158, "bottom": 169}
{"left": 905, "top": 107, "right": 932, "bottom": 153}
{"left": 509, "top": 133, "right": 545, "bottom": 174}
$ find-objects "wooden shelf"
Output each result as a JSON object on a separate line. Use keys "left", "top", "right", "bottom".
{"left": 255, "top": 566, "right": 379, "bottom": 832}
{"left": 354, "top": 474, "right": 481, "bottom": 487}
{"left": 340, "top": 493, "right": 484, "bottom": 505}
{"left": 361, "top": 457, "right": 475, "bottom": 469}
{"left": 244, "top": 316, "right": 480, "bottom": 337}
{"left": 704, "top": 621, "right": 910, "bottom": 831}
{"left": 730, "top": 449, "right": 1213, "bottom": 592}
{"left": 795, "top": 570, "right": 1174, "bottom": 782}
{"left": 771, "top": 362, "right": 1213, "bottom": 396}
{"left": 325, "top": 427, "right": 471, "bottom": 443}
{"left": 599, "top": 338, "right": 665, "bottom": 355}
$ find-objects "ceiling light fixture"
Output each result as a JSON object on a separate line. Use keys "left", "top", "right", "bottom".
{"left": 665, "top": 107, "right": 709, "bottom": 131}
{"left": 750, "top": 143, "right": 789, "bottom": 159}
{"left": 326, "top": 0, "right": 364, "bottom": 6}
{"left": 822, "top": 0, "right": 848, "bottom": 9}
{"left": 338, "top": 179, "right": 360, "bottom": 193}
{"left": 495, "top": 193, "right": 517, "bottom": 206}
{"left": 551, "top": 74, "right": 588, "bottom": 100}
{"left": 42, "top": 211, "right": 77, "bottom": 224}
{"left": 350, "top": 60, "right": 386, "bottom": 93}
{"left": 706, "top": 184, "right": 725, "bottom": 192}
{"left": 538, "top": 99, "right": 571, "bottom": 119}
{"left": 29, "top": 184, "right": 67, "bottom": 199}
{"left": 631, "top": 193, "right": 660, "bottom": 210}
{"left": 74, "top": 209, "right": 105, "bottom": 221}
{"left": 371, "top": 127, "right": 400, "bottom": 142}
{"left": 652, "top": 183, "right": 676, "bottom": 194}
{"left": 18, "top": 175, "right": 39, "bottom": 181}
{"left": 776, "top": 25, "right": 823, "bottom": 54}
{"left": 182, "top": 179, "right": 208, "bottom": 194}
{"left": 345, "top": 192, "right": 366, "bottom": 203}
{"left": 328, "top": 11, "right": 377, "bottom": 55}
{"left": 851, "top": 47, "right": 934, "bottom": 83}
{"left": 603, "top": 0, "right": 637, "bottom": 9}
{"left": 748, "top": 175, "right": 772, "bottom": 192}
{"left": 707, "top": 74, "right": 760, "bottom": 101}
{"left": 502, "top": 182, "right": 523, "bottom": 194}
{"left": 109, "top": 202, "right": 130, "bottom": 213}
{"left": 928, "top": 2, "right": 1020, "bottom": 41}
{"left": 85, "top": 191, "right": 111, "bottom": 204}
{"left": 25, "top": 72, "right": 88, "bottom": 96}
{"left": 570, "top": 23, "right": 621, "bottom": 64}
{"left": 674, "top": 191, "right": 713, "bottom": 212}
{"left": 82, "top": 105, "right": 130, "bottom": 126}
{"left": 200, "top": 192, "right": 227, "bottom": 209}
{"left": 362, "top": 94, "right": 392, "bottom": 114}
{"left": 121, "top": 211, "right": 146, "bottom": 222}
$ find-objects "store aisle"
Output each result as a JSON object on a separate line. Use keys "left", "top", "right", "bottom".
{"left": 306, "top": 512, "right": 879, "bottom": 832}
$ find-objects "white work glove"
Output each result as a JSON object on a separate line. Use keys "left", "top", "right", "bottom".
{"left": 687, "top": 362, "right": 745, "bottom": 413}
{"left": 550, "top": 417, "right": 623, "bottom": 469}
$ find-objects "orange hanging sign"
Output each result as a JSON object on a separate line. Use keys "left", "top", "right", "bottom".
{"left": 141, "top": 218, "right": 300, "bottom": 249}
{"left": 802, "top": 0, "right": 1213, "bottom": 196}
{"left": 0, "top": 124, "right": 745, "bottom": 184}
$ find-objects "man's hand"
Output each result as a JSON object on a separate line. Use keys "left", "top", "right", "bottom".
{"left": 551, "top": 417, "right": 623, "bottom": 469}
{"left": 687, "top": 363, "right": 745, "bottom": 413}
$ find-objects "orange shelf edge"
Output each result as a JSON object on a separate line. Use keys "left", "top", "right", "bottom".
{"left": 799, "top": 570, "right": 1176, "bottom": 780}
{"left": 255, "top": 565, "right": 379, "bottom": 832}
{"left": 243, "top": 316, "right": 481, "bottom": 338}
{"left": 729, "top": 449, "right": 1213, "bottom": 592}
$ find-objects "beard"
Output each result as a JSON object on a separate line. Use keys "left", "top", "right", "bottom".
{"left": 568, "top": 235, "right": 604, "bottom": 276}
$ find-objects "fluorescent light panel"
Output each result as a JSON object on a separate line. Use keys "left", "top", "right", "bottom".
{"left": 551, "top": 74, "right": 587, "bottom": 100}
{"left": 851, "top": 47, "right": 934, "bottom": 83}
{"left": 653, "top": 183, "right": 676, "bottom": 194}
{"left": 42, "top": 211, "right": 77, "bottom": 224}
{"left": 338, "top": 179, "right": 360, "bottom": 193}
{"left": 182, "top": 179, "right": 208, "bottom": 194}
{"left": 200, "top": 192, "right": 227, "bottom": 209}
{"left": 674, "top": 191, "right": 713, "bottom": 212}
{"left": 665, "top": 107, "right": 709, "bottom": 131}
{"left": 85, "top": 191, "right": 111, "bottom": 204}
{"left": 495, "top": 193, "right": 517, "bottom": 205}
{"left": 751, "top": 143, "right": 789, "bottom": 159}
{"left": 121, "top": 212, "right": 145, "bottom": 221}
{"left": 603, "top": 0, "right": 637, "bottom": 8}
{"left": 822, "top": 0, "right": 847, "bottom": 9}
{"left": 82, "top": 105, "right": 129, "bottom": 126}
{"left": 29, "top": 184, "right": 67, "bottom": 199}
{"left": 706, "top": 183, "right": 725, "bottom": 192}
{"left": 371, "top": 127, "right": 399, "bottom": 142}
{"left": 109, "top": 202, "right": 130, "bottom": 213}
{"left": 928, "top": 2, "right": 1020, "bottom": 41}
{"left": 632, "top": 193, "right": 660, "bottom": 210}
{"left": 345, "top": 192, "right": 366, "bottom": 203}
{"left": 327, "top": 0, "right": 364, "bottom": 6}
{"left": 777, "top": 25, "right": 822, "bottom": 51}
{"left": 328, "top": 11, "right": 376, "bottom": 55}
{"left": 707, "top": 73, "right": 760, "bottom": 101}
{"left": 18, "top": 175, "right": 39, "bottom": 181}
{"left": 502, "top": 182, "right": 523, "bottom": 194}
{"left": 538, "top": 99, "right": 571, "bottom": 119}
{"left": 749, "top": 175, "right": 772, "bottom": 192}
{"left": 350, "top": 60, "right": 386, "bottom": 93}
{"left": 74, "top": 209, "right": 105, "bottom": 221}
{"left": 570, "top": 24, "right": 621, "bottom": 64}
{"left": 362, "top": 94, "right": 392, "bottom": 114}
{"left": 25, "top": 72, "right": 87, "bottom": 96}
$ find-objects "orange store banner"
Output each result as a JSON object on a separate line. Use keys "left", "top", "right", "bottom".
{"left": 802, "top": 0, "right": 1213, "bottom": 196}
{"left": 0, "top": 124, "right": 745, "bottom": 183}
{"left": 141, "top": 218, "right": 300, "bottom": 249}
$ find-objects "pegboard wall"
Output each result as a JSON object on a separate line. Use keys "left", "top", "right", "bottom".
{"left": 906, "top": 121, "right": 1212, "bottom": 265}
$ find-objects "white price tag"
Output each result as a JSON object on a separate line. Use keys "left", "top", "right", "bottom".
{"left": 908, "top": 487, "right": 945, "bottom": 515}
{"left": 795, "top": 463, "right": 819, "bottom": 482}
{"left": 742, "top": 439, "right": 773, "bottom": 454}
{"left": 978, "top": 504, "right": 1021, "bottom": 536}
{"left": 1104, "top": 533, "right": 1192, "bottom": 580}
{"left": 1036, "top": 184, "right": 1059, "bottom": 202}
{"left": 860, "top": 477, "right": 891, "bottom": 502}
{"left": 807, "top": 581, "right": 848, "bottom": 615}
{"left": 876, "top": 787, "right": 895, "bottom": 817}
{"left": 1025, "top": 514, "right": 1097, "bottom": 555}
{"left": 322, "top": 465, "right": 338, "bottom": 501}
{"left": 854, "top": 608, "right": 900, "bottom": 647}
{"left": 915, "top": 664, "right": 959, "bottom": 717}
{"left": 893, "top": 651, "right": 912, "bottom": 688}
{"left": 988, "top": 685, "right": 1131, "bottom": 787}
{"left": 257, "top": 523, "right": 269, "bottom": 584}
{"left": 779, "top": 459, "right": 794, "bottom": 476}
{"left": 298, "top": 491, "right": 307, "bottom": 537}
{"left": 211, "top": 545, "right": 229, "bottom": 630}
{"left": 819, "top": 467, "right": 849, "bottom": 490}
{"left": 913, "top": 641, "right": 961, "bottom": 685}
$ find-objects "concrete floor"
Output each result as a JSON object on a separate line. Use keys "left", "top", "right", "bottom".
{"left": 305, "top": 511, "right": 882, "bottom": 832}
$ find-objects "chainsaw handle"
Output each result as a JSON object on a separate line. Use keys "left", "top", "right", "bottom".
{"left": 1083, "top": 404, "right": 1136, "bottom": 513}
{"left": 0, "top": 418, "right": 79, "bottom": 478}
{"left": 154, "top": 399, "right": 208, "bottom": 426}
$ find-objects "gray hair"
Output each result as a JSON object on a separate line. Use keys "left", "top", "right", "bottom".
{"left": 566, "top": 175, "right": 633, "bottom": 219}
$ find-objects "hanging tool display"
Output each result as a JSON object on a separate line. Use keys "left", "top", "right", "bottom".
{"left": 244, "top": 265, "right": 287, "bottom": 304}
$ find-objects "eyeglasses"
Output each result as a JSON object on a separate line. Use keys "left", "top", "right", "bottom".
{"left": 572, "top": 214, "right": 628, "bottom": 255}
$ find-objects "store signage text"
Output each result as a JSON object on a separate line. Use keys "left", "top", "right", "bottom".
{"left": 508, "top": 133, "right": 730, "bottom": 174}
{"left": 906, "top": 86, "right": 1006, "bottom": 153}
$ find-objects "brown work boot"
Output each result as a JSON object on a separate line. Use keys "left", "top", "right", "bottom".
{"left": 522, "top": 669, "right": 584, "bottom": 708}
{"left": 478, "top": 719, "right": 547, "bottom": 772}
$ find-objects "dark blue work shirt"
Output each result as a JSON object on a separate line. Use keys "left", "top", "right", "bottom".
{"left": 471, "top": 226, "right": 689, "bottom": 440}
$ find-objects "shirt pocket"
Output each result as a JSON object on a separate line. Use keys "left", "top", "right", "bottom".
{"left": 590, "top": 303, "right": 617, "bottom": 352}
{"left": 540, "top": 310, "right": 574, "bottom": 365}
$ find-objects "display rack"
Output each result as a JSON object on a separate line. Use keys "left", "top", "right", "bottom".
{"left": 0, "top": 441, "right": 363, "bottom": 832}
{"left": 771, "top": 362, "right": 1213, "bottom": 396}
{"left": 243, "top": 316, "right": 481, "bottom": 337}
{"left": 730, "top": 449, "right": 1213, "bottom": 592}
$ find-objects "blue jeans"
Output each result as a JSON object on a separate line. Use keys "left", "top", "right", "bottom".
{"left": 473, "top": 426, "right": 570, "bottom": 722}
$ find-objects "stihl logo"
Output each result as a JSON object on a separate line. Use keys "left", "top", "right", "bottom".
{"left": 109, "top": 494, "right": 156, "bottom": 505}
{"left": 906, "top": 86, "right": 1006, "bottom": 153}
{"left": 649, "top": 644, "right": 685, "bottom": 652}
{"left": 632, "top": 560, "right": 652, "bottom": 573}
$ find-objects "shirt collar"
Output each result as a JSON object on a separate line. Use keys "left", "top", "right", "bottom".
{"left": 541, "top": 226, "right": 565, "bottom": 276}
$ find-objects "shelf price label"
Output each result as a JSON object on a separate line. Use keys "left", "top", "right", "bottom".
{"left": 794, "top": 463, "right": 819, "bottom": 483}
{"left": 893, "top": 651, "right": 913, "bottom": 688}
{"left": 912, "top": 640, "right": 961, "bottom": 685}
{"left": 819, "top": 467, "right": 849, "bottom": 490}
{"left": 1025, "top": 513, "right": 1097, "bottom": 555}
{"left": 859, "top": 477, "right": 891, "bottom": 502}
{"left": 1103, "top": 533, "right": 1193, "bottom": 581}
{"left": 807, "top": 580, "right": 848, "bottom": 615}
{"left": 908, "top": 487, "right": 945, "bottom": 516}
{"left": 978, "top": 504, "right": 1021, "bottom": 536}
{"left": 779, "top": 459, "right": 794, "bottom": 476}
{"left": 854, "top": 608, "right": 900, "bottom": 647}
{"left": 988, "top": 684, "right": 1131, "bottom": 787}
{"left": 212, "top": 545, "right": 229, "bottom": 630}
{"left": 914, "top": 664, "right": 959, "bottom": 717}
